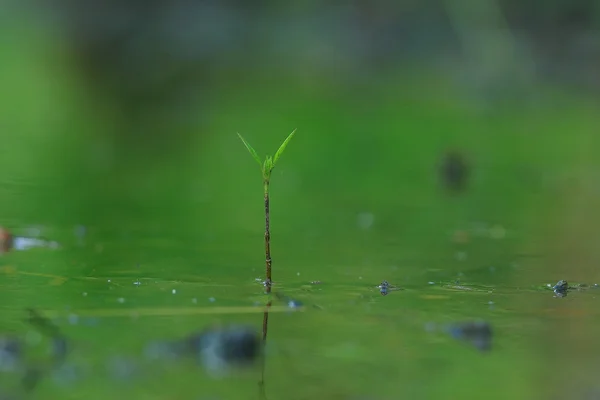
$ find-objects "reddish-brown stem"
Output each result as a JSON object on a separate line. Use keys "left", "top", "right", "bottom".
{"left": 260, "top": 180, "right": 272, "bottom": 398}
{"left": 259, "top": 300, "right": 272, "bottom": 399}
{"left": 264, "top": 185, "right": 272, "bottom": 293}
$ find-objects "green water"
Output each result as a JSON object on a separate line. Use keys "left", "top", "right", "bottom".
{"left": 3, "top": 24, "right": 600, "bottom": 400}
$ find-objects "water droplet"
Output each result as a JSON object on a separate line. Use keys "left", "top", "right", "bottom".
{"left": 208, "top": 297, "right": 216, "bottom": 303}
{"left": 82, "top": 292, "right": 87, "bottom": 297}
{"left": 172, "top": 289, "right": 177, "bottom": 295}
{"left": 117, "top": 297, "right": 125, "bottom": 304}
{"left": 192, "top": 298, "right": 198, "bottom": 304}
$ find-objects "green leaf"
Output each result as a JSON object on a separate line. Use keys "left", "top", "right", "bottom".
{"left": 237, "top": 133, "right": 262, "bottom": 167}
{"left": 273, "top": 128, "right": 297, "bottom": 166}
{"left": 264, "top": 155, "right": 274, "bottom": 176}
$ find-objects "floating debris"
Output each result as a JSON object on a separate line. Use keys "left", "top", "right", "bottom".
{"left": 254, "top": 278, "right": 270, "bottom": 288}
{"left": 377, "top": 280, "right": 401, "bottom": 296}
{"left": 553, "top": 280, "right": 569, "bottom": 297}
{"left": 446, "top": 320, "right": 492, "bottom": 352}
{"left": 551, "top": 280, "right": 599, "bottom": 297}
{"left": 0, "top": 227, "right": 61, "bottom": 252}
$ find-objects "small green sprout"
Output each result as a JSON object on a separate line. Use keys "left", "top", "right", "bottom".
{"left": 237, "top": 129, "right": 296, "bottom": 293}
{"left": 237, "top": 129, "right": 296, "bottom": 398}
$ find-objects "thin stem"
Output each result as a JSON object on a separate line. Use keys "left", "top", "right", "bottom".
{"left": 258, "top": 300, "right": 272, "bottom": 399}
{"left": 264, "top": 179, "right": 272, "bottom": 293}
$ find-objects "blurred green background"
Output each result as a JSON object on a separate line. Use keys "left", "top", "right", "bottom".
{"left": 1, "top": 1, "right": 600, "bottom": 399}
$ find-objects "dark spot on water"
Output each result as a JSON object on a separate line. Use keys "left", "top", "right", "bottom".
{"left": 447, "top": 321, "right": 492, "bottom": 352}
{"left": 439, "top": 150, "right": 470, "bottom": 193}
{"left": 0, "top": 337, "right": 21, "bottom": 372}
{"left": 191, "top": 326, "right": 261, "bottom": 367}
{"left": 145, "top": 326, "right": 261, "bottom": 375}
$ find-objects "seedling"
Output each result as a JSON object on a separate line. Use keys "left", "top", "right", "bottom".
{"left": 237, "top": 129, "right": 296, "bottom": 399}
{"left": 236, "top": 129, "right": 296, "bottom": 294}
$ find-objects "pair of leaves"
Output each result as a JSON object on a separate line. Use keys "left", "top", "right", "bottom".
{"left": 237, "top": 129, "right": 296, "bottom": 178}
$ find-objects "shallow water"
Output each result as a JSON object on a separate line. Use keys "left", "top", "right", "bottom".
{"left": 1, "top": 219, "right": 600, "bottom": 400}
